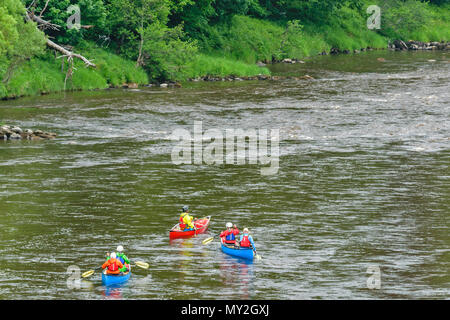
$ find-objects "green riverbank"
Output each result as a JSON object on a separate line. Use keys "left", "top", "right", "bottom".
{"left": 1, "top": 0, "right": 449, "bottom": 100}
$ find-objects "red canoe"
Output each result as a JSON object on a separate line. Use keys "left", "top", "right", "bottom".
{"left": 169, "top": 216, "right": 211, "bottom": 239}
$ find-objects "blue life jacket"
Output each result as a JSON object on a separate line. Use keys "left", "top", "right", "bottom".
{"left": 117, "top": 253, "right": 125, "bottom": 264}
{"left": 226, "top": 233, "right": 235, "bottom": 241}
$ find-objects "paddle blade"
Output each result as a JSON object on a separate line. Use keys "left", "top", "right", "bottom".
{"left": 202, "top": 237, "right": 214, "bottom": 245}
{"left": 135, "top": 261, "right": 149, "bottom": 269}
{"left": 82, "top": 270, "right": 95, "bottom": 278}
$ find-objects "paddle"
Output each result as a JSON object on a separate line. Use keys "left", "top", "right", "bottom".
{"left": 252, "top": 248, "right": 262, "bottom": 260}
{"left": 82, "top": 266, "right": 102, "bottom": 278}
{"left": 132, "top": 261, "right": 149, "bottom": 269}
{"left": 202, "top": 224, "right": 241, "bottom": 245}
{"left": 202, "top": 223, "right": 240, "bottom": 245}
{"left": 202, "top": 232, "right": 221, "bottom": 245}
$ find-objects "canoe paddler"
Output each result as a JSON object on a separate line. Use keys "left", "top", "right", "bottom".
{"left": 102, "top": 252, "right": 124, "bottom": 275}
{"left": 179, "top": 205, "right": 197, "bottom": 231}
{"left": 220, "top": 222, "right": 239, "bottom": 245}
{"left": 237, "top": 228, "right": 255, "bottom": 249}
{"left": 116, "top": 245, "right": 130, "bottom": 272}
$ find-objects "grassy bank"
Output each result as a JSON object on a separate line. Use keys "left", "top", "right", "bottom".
{"left": 183, "top": 54, "right": 270, "bottom": 79}
{"left": 1, "top": 46, "right": 149, "bottom": 99}
{"left": 0, "top": 48, "right": 272, "bottom": 99}
{"left": 199, "top": 2, "right": 449, "bottom": 64}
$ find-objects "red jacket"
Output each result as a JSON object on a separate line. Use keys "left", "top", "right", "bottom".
{"left": 102, "top": 258, "right": 124, "bottom": 275}
{"left": 240, "top": 234, "right": 251, "bottom": 247}
{"left": 220, "top": 228, "right": 239, "bottom": 244}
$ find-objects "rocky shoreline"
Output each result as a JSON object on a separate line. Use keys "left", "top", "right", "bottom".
{"left": 187, "top": 74, "right": 314, "bottom": 82}
{"left": 277, "top": 40, "right": 450, "bottom": 61}
{"left": 0, "top": 125, "right": 57, "bottom": 141}
{"left": 389, "top": 40, "right": 450, "bottom": 51}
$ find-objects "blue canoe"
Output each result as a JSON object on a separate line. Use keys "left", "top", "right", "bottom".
{"left": 102, "top": 269, "right": 131, "bottom": 286}
{"left": 221, "top": 238, "right": 254, "bottom": 260}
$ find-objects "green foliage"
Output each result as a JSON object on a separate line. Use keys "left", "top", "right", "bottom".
{"left": 259, "top": 0, "right": 363, "bottom": 23}
{"left": 213, "top": 15, "right": 285, "bottom": 63}
{"left": 4, "top": 56, "right": 65, "bottom": 98}
{"left": 371, "top": 0, "right": 450, "bottom": 41}
{"left": 168, "top": 0, "right": 216, "bottom": 43}
{"left": 78, "top": 44, "right": 149, "bottom": 85}
{"left": 212, "top": 0, "right": 251, "bottom": 22}
{"left": 0, "top": 0, "right": 448, "bottom": 99}
{"left": 21, "top": 0, "right": 107, "bottom": 45}
{"left": 317, "top": 5, "right": 387, "bottom": 50}
{"left": 183, "top": 54, "right": 270, "bottom": 79}
{"left": 378, "top": 0, "right": 432, "bottom": 39}
{"left": 0, "top": 0, "right": 46, "bottom": 83}
{"left": 280, "top": 20, "right": 330, "bottom": 58}
{"left": 105, "top": 0, "right": 198, "bottom": 81}
{"left": 1, "top": 45, "right": 149, "bottom": 99}
{"left": 201, "top": 16, "right": 330, "bottom": 64}
{"left": 141, "top": 24, "right": 198, "bottom": 81}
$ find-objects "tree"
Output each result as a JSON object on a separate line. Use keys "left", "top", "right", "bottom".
{"left": 0, "top": 0, "right": 46, "bottom": 83}
{"left": 260, "top": 0, "right": 362, "bottom": 23}
{"left": 169, "top": 0, "right": 216, "bottom": 39}
{"left": 23, "top": 0, "right": 107, "bottom": 45}
{"left": 106, "top": 0, "right": 197, "bottom": 81}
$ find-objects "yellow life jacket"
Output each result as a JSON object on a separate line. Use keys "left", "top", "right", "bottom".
{"left": 180, "top": 212, "right": 194, "bottom": 228}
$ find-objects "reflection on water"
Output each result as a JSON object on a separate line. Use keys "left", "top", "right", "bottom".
{"left": 219, "top": 255, "right": 255, "bottom": 299}
{"left": 102, "top": 285, "right": 124, "bottom": 299}
{"left": 171, "top": 238, "right": 196, "bottom": 280}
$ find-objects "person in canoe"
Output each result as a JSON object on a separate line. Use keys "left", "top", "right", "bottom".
{"left": 116, "top": 245, "right": 130, "bottom": 272}
{"left": 237, "top": 228, "right": 256, "bottom": 250}
{"left": 220, "top": 222, "right": 240, "bottom": 245}
{"left": 102, "top": 252, "right": 124, "bottom": 275}
{"left": 179, "top": 205, "right": 197, "bottom": 231}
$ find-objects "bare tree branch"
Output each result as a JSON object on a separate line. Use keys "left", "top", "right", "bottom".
{"left": 26, "top": 11, "right": 60, "bottom": 31}
{"left": 39, "top": 0, "right": 51, "bottom": 18}
{"left": 27, "top": 0, "right": 37, "bottom": 11}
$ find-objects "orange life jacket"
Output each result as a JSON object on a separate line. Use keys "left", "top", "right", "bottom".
{"left": 102, "top": 258, "right": 123, "bottom": 275}
{"left": 108, "top": 258, "right": 119, "bottom": 272}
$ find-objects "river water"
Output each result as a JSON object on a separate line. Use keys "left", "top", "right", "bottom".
{"left": 0, "top": 50, "right": 448, "bottom": 299}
